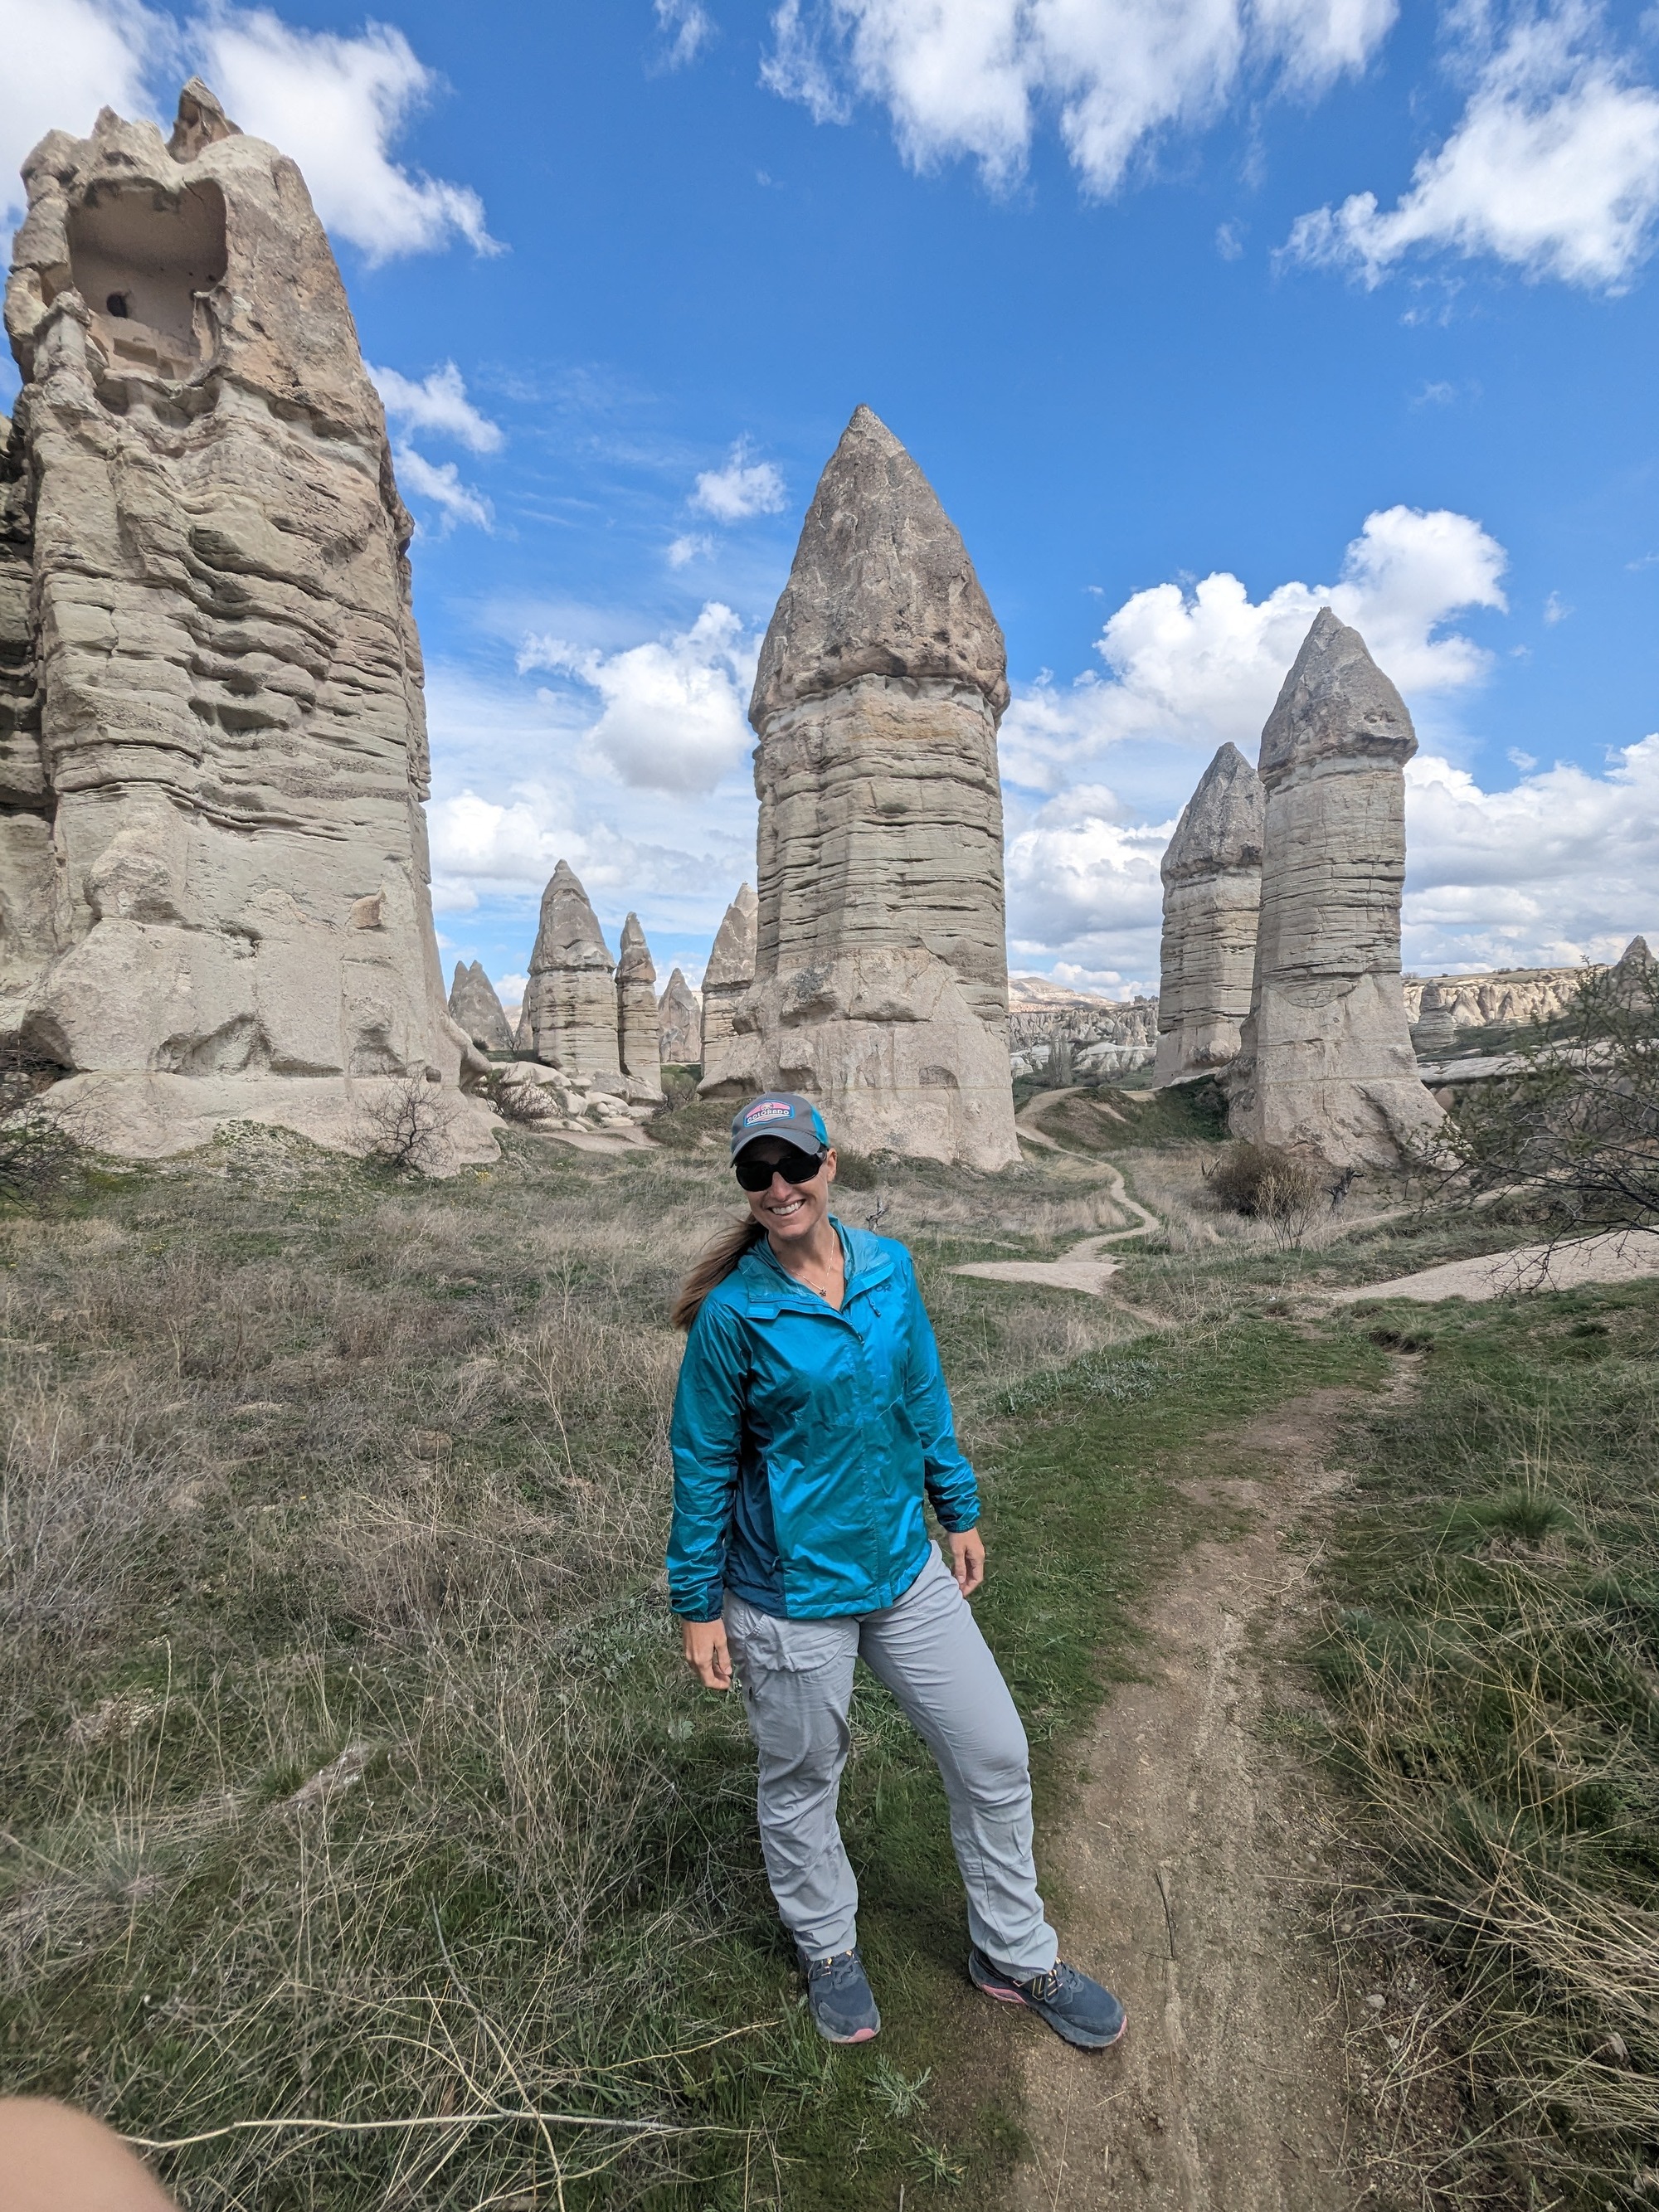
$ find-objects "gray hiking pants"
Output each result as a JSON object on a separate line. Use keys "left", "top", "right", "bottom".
{"left": 722, "top": 1543, "right": 1058, "bottom": 1975}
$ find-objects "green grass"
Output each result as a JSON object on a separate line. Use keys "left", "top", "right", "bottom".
{"left": 1311, "top": 1281, "right": 1659, "bottom": 2208}
{"left": 0, "top": 1125, "right": 1394, "bottom": 2209}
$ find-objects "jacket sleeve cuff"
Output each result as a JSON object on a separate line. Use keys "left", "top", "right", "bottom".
{"left": 670, "top": 1593, "right": 724, "bottom": 1623}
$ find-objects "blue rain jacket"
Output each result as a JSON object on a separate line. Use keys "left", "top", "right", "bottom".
{"left": 666, "top": 1221, "right": 980, "bottom": 1621}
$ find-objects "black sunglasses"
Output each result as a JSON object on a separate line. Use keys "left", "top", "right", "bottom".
{"left": 734, "top": 1143, "right": 826, "bottom": 1192}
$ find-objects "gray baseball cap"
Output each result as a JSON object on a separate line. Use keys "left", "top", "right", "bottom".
{"left": 729, "top": 1093, "right": 830, "bottom": 1159}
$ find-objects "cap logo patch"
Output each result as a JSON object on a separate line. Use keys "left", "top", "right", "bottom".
{"left": 744, "top": 1101, "right": 793, "bottom": 1125}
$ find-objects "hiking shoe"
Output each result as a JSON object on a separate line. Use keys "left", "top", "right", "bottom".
{"left": 799, "top": 1946, "right": 881, "bottom": 2044}
{"left": 968, "top": 1946, "right": 1126, "bottom": 2049}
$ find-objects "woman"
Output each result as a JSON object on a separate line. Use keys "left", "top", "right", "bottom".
{"left": 667, "top": 1091, "right": 1126, "bottom": 2051}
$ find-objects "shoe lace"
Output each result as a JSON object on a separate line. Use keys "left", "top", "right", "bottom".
{"left": 1020, "top": 1962, "right": 1068, "bottom": 2003}
{"left": 806, "top": 1947, "right": 863, "bottom": 1990}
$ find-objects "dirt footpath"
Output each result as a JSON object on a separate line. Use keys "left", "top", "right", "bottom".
{"left": 1010, "top": 1388, "right": 1383, "bottom": 2211}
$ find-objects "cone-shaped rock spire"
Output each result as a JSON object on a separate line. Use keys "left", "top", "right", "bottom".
{"left": 750, "top": 405, "right": 1008, "bottom": 723}
{"left": 658, "top": 967, "right": 701, "bottom": 1066}
{"left": 615, "top": 912, "right": 662, "bottom": 1099}
{"left": 1155, "top": 743, "right": 1263, "bottom": 1085}
{"left": 723, "top": 409, "right": 1018, "bottom": 1169}
{"left": 519, "top": 861, "right": 622, "bottom": 1084}
{"left": 1227, "top": 611, "right": 1443, "bottom": 1166}
{"left": 448, "top": 960, "right": 513, "bottom": 1055}
{"left": 698, "top": 883, "right": 757, "bottom": 1087}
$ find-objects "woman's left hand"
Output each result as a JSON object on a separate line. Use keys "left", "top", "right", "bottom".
{"left": 949, "top": 1528, "right": 985, "bottom": 1597}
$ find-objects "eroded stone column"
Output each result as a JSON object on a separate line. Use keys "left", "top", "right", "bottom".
{"left": 717, "top": 406, "right": 1018, "bottom": 1170}
{"left": 519, "top": 860, "right": 622, "bottom": 1088}
{"left": 1227, "top": 609, "right": 1443, "bottom": 1167}
{"left": 1154, "top": 742, "right": 1262, "bottom": 1086}
{"left": 615, "top": 912, "right": 663, "bottom": 1101}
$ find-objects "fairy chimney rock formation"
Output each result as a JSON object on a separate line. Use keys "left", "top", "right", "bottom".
{"left": 0, "top": 82, "right": 492, "bottom": 1167}
{"left": 1227, "top": 609, "right": 1443, "bottom": 1167}
{"left": 658, "top": 968, "right": 701, "bottom": 1066}
{"left": 519, "top": 862, "right": 623, "bottom": 1087}
{"left": 448, "top": 961, "right": 513, "bottom": 1056}
{"left": 615, "top": 912, "right": 663, "bottom": 1101}
{"left": 1154, "top": 742, "right": 1263, "bottom": 1086}
{"left": 715, "top": 405, "right": 1019, "bottom": 1170}
{"left": 697, "top": 882, "right": 757, "bottom": 1087}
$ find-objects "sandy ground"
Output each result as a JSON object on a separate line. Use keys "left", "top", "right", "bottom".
{"left": 1008, "top": 1387, "right": 1395, "bottom": 2211}
{"left": 1331, "top": 1226, "right": 1659, "bottom": 1304}
{"left": 952, "top": 1094, "right": 1160, "bottom": 1296}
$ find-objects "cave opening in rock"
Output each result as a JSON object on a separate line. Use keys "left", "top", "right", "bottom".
{"left": 68, "top": 182, "right": 227, "bottom": 379}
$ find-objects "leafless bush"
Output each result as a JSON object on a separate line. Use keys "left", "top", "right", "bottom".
{"left": 362, "top": 1074, "right": 447, "bottom": 1176}
{"left": 0, "top": 1046, "right": 82, "bottom": 1208}
{"left": 1204, "top": 1141, "right": 1327, "bottom": 1245}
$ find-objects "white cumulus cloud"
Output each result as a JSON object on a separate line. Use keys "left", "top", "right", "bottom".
{"left": 194, "top": 7, "right": 499, "bottom": 261}
{"left": 369, "top": 361, "right": 502, "bottom": 452}
{"left": 655, "top": 0, "right": 714, "bottom": 68}
{"left": 0, "top": 2, "right": 496, "bottom": 262}
{"left": 394, "top": 445, "right": 492, "bottom": 532}
{"left": 1005, "top": 786, "right": 1169, "bottom": 986}
{"left": 518, "top": 602, "right": 758, "bottom": 795}
{"left": 1002, "top": 503, "right": 1506, "bottom": 787}
{"left": 763, "top": 0, "right": 1397, "bottom": 197}
{"left": 0, "top": 0, "right": 169, "bottom": 226}
{"left": 1402, "top": 738, "right": 1659, "bottom": 971}
{"left": 691, "top": 440, "right": 788, "bottom": 523}
{"left": 1287, "top": 2, "right": 1659, "bottom": 289}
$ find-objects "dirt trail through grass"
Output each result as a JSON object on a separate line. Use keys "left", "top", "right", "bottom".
{"left": 1009, "top": 1384, "right": 1399, "bottom": 2211}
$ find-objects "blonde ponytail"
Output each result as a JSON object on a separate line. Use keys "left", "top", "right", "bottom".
{"left": 672, "top": 1214, "right": 765, "bottom": 1331}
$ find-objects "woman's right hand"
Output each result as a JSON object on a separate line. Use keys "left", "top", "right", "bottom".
{"left": 681, "top": 1618, "right": 733, "bottom": 1690}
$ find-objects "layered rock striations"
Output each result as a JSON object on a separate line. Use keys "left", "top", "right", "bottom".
{"left": 1154, "top": 743, "right": 1263, "bottom": 1086}
{"left": 615, "top": 912, "right": 663, "bottom": 1100}
{"left": 518, "top": 860, "right": 623, "bottom": 1088}
{"left": 697, "top": 883, "right": 756, "bottom": 1089}
{"left": 713, "top": 405, "right": 1019, "bottom": 1169}
{"left": 1228, "top": 610, "right": 1443, "bottom": 1166}
{"left": 658, "top": 968, "right": 700, "bottom": 1066}
{"left": 0, "top": 82, "right": 490, "bottom": 1164}
{"left": 448, "top": 961, "right": 513, "bottom": 1056}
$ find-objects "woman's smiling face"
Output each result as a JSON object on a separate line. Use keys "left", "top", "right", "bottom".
{"left": 741, "top": 1139, "right": 838, "bottom": 1244}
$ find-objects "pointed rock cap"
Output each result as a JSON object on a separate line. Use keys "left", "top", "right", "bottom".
{"left": 1258, "top": 607, "right": 1416, "bottom": 786}
{"left": 169, "top": 78, "right": 240, "bottom": 162}
{"left": 530, "top": 859, "right": 613, "bottom": 972}
{"left": 660, "top": 965, "right": 700, "bottom": 1004}
{"left": 449, "top": 960, "right": 467, "bottom": 999}
{"left": 751, "top": 405, "right": 1008, "bottom": 727}
{"left": 617, "top": 912, "right": 657, "bottom": 984}
{"left": 1616, "top": 934, "right": 1654, "bottom": 970}
{"left": 1162, "top": 743, "right": 1264, "bottom": 884}
{"left": 704, "top": 882, "right": 757, "bottom": 988}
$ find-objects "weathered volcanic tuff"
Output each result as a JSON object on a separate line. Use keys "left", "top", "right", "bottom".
{"left": 714, "top": 405, "right": 1019, "bottom": 1170}
{"left": 0, "top": 81, "right": 491, "bottom": 1167}
{"left": 615, "top": 912, "right": 663, "bottom": 1101}
{"left": 1155, "top": 743, "right": 1262, "bottom": 1086}
{"left": 448, "top": 961, "right": 513, "bottom": 1056}
{"left": 697, "top": 883, "right": 756, "bottom": 1091}
{"left": 1227, "top": 610, "right": 1443, "bottom": 1167}
{"left": 518, "top": 860, "right": 622, "bottom": 1088}
{"left": 657, "top": 968, "right": 700, "bottom": 1066}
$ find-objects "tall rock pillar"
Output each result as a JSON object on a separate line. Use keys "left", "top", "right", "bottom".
{"left": 658, "top": 969, "right": 701, "bottom": 1067}
{"left": 0, "top": 82, "right": 492, "bottom": 1164}
{"left": 520, "top": 860, "right": 623, "bottom": 1087}
{"left": 698, "top": 883, "right": 756, "bottom": 1089}
{"left": 1227, "top": 609, "right": 1443, "bottom": 1167}
{"left": 448, "top": 961, "right": 513, "bottom": 1055}
{"left": 718, "top": 405, "right": 1019, "bottom": 1170}
{"left": 615, "top": 912, "right": 663, "bottom": 1101}
{"left": 1154, "top": 742, "right": 1262, "bottom": 1086}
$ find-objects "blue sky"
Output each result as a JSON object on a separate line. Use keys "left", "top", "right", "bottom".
{"left": 7, "top": 0, "right": 1659, "bottom": 1004}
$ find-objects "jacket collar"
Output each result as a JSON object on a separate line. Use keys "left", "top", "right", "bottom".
{"left": 740, "top": 1217, "right": 895, "bottom": 1310}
